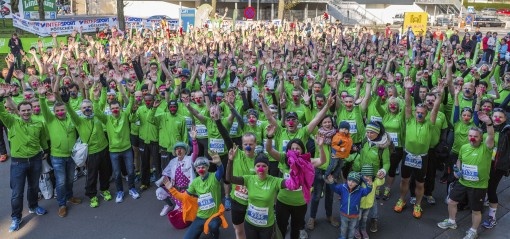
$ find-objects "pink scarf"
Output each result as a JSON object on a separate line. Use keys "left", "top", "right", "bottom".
{"left": 284, "top": 151, "right": 315, "bottom": 203}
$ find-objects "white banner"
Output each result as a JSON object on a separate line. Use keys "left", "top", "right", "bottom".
{"left": 12, "top": 14, "right": 179, "bottom": 36}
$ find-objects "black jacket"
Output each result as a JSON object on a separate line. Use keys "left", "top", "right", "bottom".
{"left": 8, "top": 37, "right": 23, "bottom": 54}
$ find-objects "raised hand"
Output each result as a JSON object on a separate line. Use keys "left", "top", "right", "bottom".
{"left": 266, "top": 124, "right": 276, "bottom": 138}
{"left": 477, "top": 111, "right": 492, "bottom": 124}
{"left": 315, "top": 133, "right": 325, "bottom": 146}
{"left": 189, "top": 125, "right": 197, "bottom": 140}
{"left": 37, "top": 86, "right": 47, "bottom": 96}
{"left": 209, "top": 150, "right": 222, "bottom": 165}
{"left": 404, "top": 76, "right": 414, "bottom": 89}
{"left": 228, "top": 144, "right": 238, "bottom": 161}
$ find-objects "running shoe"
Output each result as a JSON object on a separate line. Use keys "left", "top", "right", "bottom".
{"left": 129, "top": 188, "right": 141, "bottom": 199}
{"left": 28, "top": 206, "right": 47, "bottom": 215}
{"left": 160, "top": 205, "right": 172, "bottom": 216}
{"left": 426, "top": 195, "right": 436, "bottom": 205}
{"left": 100, "top": 190, "right": 112, "bottom": 201}
{"left": 482, "top": 216, "right": 497, "bottom": 229}
{"left": 8, "top": 218, "right": 22, "bottom": 232}
{"left": 463, "top": 230, "right": 478, "bottom": 239}
{"left": 413, "top": 204, "right": 423, "bottom": 219}
{"left": 90, "top": 196, "right": 99, "bottom": 208}
{"left": 437, "top": 219, "right": 457, "bottom": 229}
{"left": 115, "top": 191, "right": 124, "bottom": 203}
{"left": 394, "top": 199, "right": 406, "bottom": 213}
{"left": 382, "top": 187, "right": 391, "bottom": 201}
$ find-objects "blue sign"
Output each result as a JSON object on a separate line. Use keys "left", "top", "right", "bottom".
{"left": 465, "top": 14, "right": 473, "bottom": 24}
{"left": 181, "top": 9, "right": 195, "bottom": 32}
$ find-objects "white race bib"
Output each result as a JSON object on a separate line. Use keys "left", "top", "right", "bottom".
{"left": 234, "top": 185, "right": 248, "bottom": 201}
{"left": 135, "top": 120, "right": 141, "bottom": 126}
{"left": 282, "top": 140, "right": 290, "bottom": 152}
{"left": 230, "top": 122, "right": 239, "bottom": 136}
{"left": 196, "top": 124, "right": 208, "bottom": 137}
{"left": 388, "top": 132, "right": 399, "bottom": 147}
{"left": 263, "top": 139, "right": 276, "bottom": 153}
{"left": 198, "top": 192, "right": 216, "bottom": 211}
{"left": 404, "top": 154, "right": 422, "bottom": 169}
{"left": 462, "top": 164, "right": 479, "bottom": 181}
{"left": 184, "top": 117, "right": 192, "bottom": 129}
{"left": 247, "top": 204, "right": 269, "bottom": 226}
{"left": 371, "top": 116, "right": 383, "bottom": 123}
{"left": 210, "top": 138, "right": 225, "bottom": 153}
{"left": 346, "top": 120, "right": 357, "bottom": 134}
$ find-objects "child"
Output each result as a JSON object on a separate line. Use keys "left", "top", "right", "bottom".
{"left": 354, "top": 165, "right": 385, "bottom": 239}
{"left": 327, "top": 171, "right": 372, "bottom": 239}
{"left": 325, "top": 121, "right": 353, "bottom": 183}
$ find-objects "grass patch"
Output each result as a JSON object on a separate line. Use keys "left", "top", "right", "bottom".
{"left": 463, "top": 2, "right": 510, "bottom": 11}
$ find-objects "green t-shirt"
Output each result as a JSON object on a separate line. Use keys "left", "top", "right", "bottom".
{"left": 404, "top": 118, "right": 433, "bottom": 155}
{"left": 187, "top": 173, "right": 222, "bottom": 219}
{"left": 337, "top": 106, "right": 364, "bottom": 144}
{"left": 230, "top": 150, "right": 256, "bottom": 205}
{"left": 353, "top": 141, "right": 390, "bottom": 175}
{"left": 458, "top": 143, "right": 492, "bottom": 189}
{"left": 40, "top": 98, "right": 76, "bottom": 157}
{"left": 192, "top": 104, "right": 209, "bottom": 139}
{"left": 428, "top": 111, "right": 448, "bottom": 148}
{"left": 150, "top": 109, "right": 188, "bottom": 151}
{"left": 274, "top": 126, "right": 310, "bottom": 165}
{"left": 452, "top": 121, "right": 475, "bottom": 154}
{"left": 243, "top": 175, "right": 283, "bottom": 227}
{"left": 94, "top": 98, "right": 134, "bottom": 153}
{"left": 382, "top": 111, "right": 405, "bottom": 148}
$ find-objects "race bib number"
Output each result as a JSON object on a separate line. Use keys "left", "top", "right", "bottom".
{"left": 388, "top": 132, "right": 399, "bottom": 147}
{"left": 282, "top": 140, "right": 290, "bottom": 152}
{"left": 283, "top": 173, "right": 302, "bottom": 191}
{"left": 210, "top": 138, "right": 225, "bottom": 153}
{"left": 196, "top": 124, "right": 208, "bottom": 137}
{"left": 404, "top": 154, "right": 423, "bottom": 169}
{"left": 462, "top": 164, "right": 479, "bottom": 181}
{"left": 234, "top": 185, "right": 248, "bottom": 201}
{"left": 230, "top": 122, "right": 239, "bottom": 136}
{"left": 247, "top": 204, "right": 269, "bottom": 226}
{"left": 263, "top": 139, "right": 276, "bottom": 153}
{"left": 198, "top": 192, "right": 216, "bottom": 211}
{"left": 371, "top": 116, "right": 383, "bottom": 123}
{"left": 346, "top": 120, "right": 357, "bottom": 134}
{"left": 297, "top": 123, "right": 303, "bottom": 129}
{"left": 184, "top": 117, "right": 192, "bottom": 129}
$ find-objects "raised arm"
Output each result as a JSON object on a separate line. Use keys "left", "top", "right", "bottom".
{"left": 307, "top": 94, "right": 335, "bottom": 133}
{"left": 226, "top": 145, "right": 245, "bottom": 185}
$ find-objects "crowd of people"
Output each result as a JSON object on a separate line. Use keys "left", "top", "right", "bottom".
{"left": 2, "top": 17, "right": 510, "bottom": 239}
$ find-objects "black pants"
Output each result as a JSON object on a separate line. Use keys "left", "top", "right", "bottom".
{"left": 276, "top": 200, "right": 307, "bottom": 239}
{"left": 140, "top": 141, "right": 160, "bottom": 186}
{"left": 0, "top": 121, "right": 7, "bottom": 155}
{"left": 410, "top": 148, "right": 437, "bottom": 197}
{"left": 244, "top": 221, "right": 274, "bottom": 239}
{"left": 160, "top": 148, "right": 171, "bottom": 170}
{"left": 487, "top": 163, "right": 506, "bottom": 204}
{"left": 388, "top": 147, "right": 404, "bottom": 178}
{"left": 85, "top": 148, "right": 110, "bottom": 198}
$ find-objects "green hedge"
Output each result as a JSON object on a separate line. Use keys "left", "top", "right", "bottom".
{"left": 463, "top": 2, "right": 510, "bottom": 11}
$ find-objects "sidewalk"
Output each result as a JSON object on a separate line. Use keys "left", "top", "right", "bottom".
{"left": 436, "top": 176, "right": 510, "bottom": 239}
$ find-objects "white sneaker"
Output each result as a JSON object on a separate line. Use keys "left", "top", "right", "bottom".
{"left": 299, "top": 229, "right": 308, "bottom": 239}
{"left": 115, "top": 191, "right": 124, "bottom": 203}
{"left": 160, "top": 205, "right": 171, "bottom": 216}
{"left": 129, "top": 188, "right": 140, "bottom": 199}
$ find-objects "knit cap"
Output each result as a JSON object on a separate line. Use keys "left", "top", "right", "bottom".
{"left": 339, "top": 121, "right": 350, "bottom": 130}
{"left": 347, "top": 171, "right": 361, "bottom": 184}
{"left": 365, "top": 122, "right": 381, "bottom": 134}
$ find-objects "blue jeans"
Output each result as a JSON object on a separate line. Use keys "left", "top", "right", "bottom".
{"left": 340, "top": 214, "right": 357, "bottom": 239}
{"left": 10, "top": 153, "right": 43, "bottom": 219}
{"left": 110, "top": 149, "right": 135, "bottom": 192}
{"left": 355, "top": 208, "right": 370, "bottom": 231}
{"left": 368, "top": 201, "right": 379, "bottom": 219}
{"left": 183, "top": 217, "right": 221, "bottom": 239}
{"left": 310, "top": 168, "right": 333, "bottom": 218}
{"left": 51, "top": 156, "right": 76, "bottom": 206}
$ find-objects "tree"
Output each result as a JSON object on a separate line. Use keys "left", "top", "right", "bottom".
{"left": 37, "top": 0, "right": 45, "bottom": 21}
{"left": 117, "top": 0, "right": 126, "bottom": 31}
{"left": 278, "top": 0, "right": 300, "bottom": 20}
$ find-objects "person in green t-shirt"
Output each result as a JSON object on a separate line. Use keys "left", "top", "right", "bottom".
{"left": 265, "top": 131, "right": 327, "bottom": 239}
{"left": 394, "top": 77, "right": 443, "bottom": 219}
{"left": 176, "top": 155, "right": 225, "bottom": 239}
{"left": 226, "top": 145, "right": 304, "bottom": 239}
{"left": 437, "top": 113, "right": 494, "bottom": 239}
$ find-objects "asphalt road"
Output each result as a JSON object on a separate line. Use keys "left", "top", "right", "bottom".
{"left": 0, "top": 156, "right": 508, "bottom": 239}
